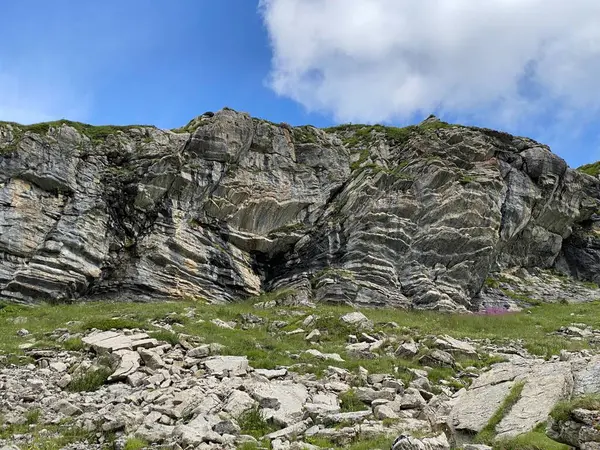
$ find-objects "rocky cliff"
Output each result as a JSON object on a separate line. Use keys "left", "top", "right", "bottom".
{"left": 1, "top": 109, "right": 599, "bottom": 310}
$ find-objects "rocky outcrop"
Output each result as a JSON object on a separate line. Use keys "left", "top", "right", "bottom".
{"left": 1, "top": 110, "right": 599, "bottom": 310}
{"left": 449, "top": 359, "right": 574, "bottom": 442}
{"left": 548, "top": 408, "right": 600, "bottom": 449}
{"left": 448, "top": 351, "right": 600, "bottom": 446}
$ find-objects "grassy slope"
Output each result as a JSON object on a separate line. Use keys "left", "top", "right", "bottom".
{"left": 2, "top": 298, "right": 600, "bottom": 365}
{"left": 578, "top": 161, "right": 600, "bottom": 177}
{"left": 2, "top": 297, "right": 598, "bottom": 449}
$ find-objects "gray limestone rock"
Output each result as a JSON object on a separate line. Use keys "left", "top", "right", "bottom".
{"left": 448, "top": 360, "right": 573, "bottom": 440}
{"left": 1, "top": 110, "right": 599, "bottom": 310}
{"left": 391, "top": 433, "right": 450, "bottom": 450}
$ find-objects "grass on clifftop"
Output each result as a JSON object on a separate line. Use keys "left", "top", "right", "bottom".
{"left": 578, "top": 161, "right": 600, "bottom": 177}
{"left": 0, "top": 120, "right": 154, "bottom": 144}
{"left": 325, "top": 119, "right": 452, "bottom": 149}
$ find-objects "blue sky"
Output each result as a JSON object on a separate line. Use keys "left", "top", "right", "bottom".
{"left": 1, "top": 0, "right": 599, "bottom": 167}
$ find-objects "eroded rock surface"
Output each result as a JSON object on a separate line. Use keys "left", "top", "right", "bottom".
{"left": 1, "top": 110, "right": 599, "bottom": 310}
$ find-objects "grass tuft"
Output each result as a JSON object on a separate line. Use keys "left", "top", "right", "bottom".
{"left": 62, "top": 337, "right": 84, "bottom": 351}
{"left": 148, "top": 330, "right": 180, "bottom": 346}
{"left": 578, "top": 161, "right": 600, "bottom": 177}
{"left": 123, "top": 437, "right": 149, "bottom": 450}
{"left": 81, "top": 317, "right": 145, "bottom": 331}
{"left": 67, "top": 365, "right": 113, "bottom": 392}
{"left": 493, "top": 429, "right": 569, "bottom": 450}
{"left": 550, "top": 394, "right": 600, "bottom": 422}
{"left": 25, "top": 408, "right": 41, "bottom": 425}
{"left": 339, "top": 389, "right": 368, "bottom": 413}
{"left": 237, "top": 406, "right": 278, "bottom": 439}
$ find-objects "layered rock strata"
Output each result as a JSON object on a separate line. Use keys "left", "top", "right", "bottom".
{"left": 1, "top": 110, "right": 599, "bottom": 310}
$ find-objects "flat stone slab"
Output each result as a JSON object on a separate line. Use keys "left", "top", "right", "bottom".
{"left": 322, "top": 410, "right": 371, "bottom": 425}
{"left": 83, "top": 331, "right": 153, "bottom": 353}
{"left": 248, "top": 380, "right": 309, "bottom": 426}
{"left": 255, "top": 368, "right": 288, "bottom": 379}
{"left": 108, "top": 350, "right": 141, "bottom": 381}
{"left": 495, "top": 361, "right": 573, "bottom": 440}
{"left": 204, "top": 356, "right": 248, "bottom": 377}
{"left": 448, "top": 360, "right": 573, "bottom": 440}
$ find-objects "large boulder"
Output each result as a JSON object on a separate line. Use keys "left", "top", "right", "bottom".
{"left": 449, "top": 360, "right": 573, "bottom": 441}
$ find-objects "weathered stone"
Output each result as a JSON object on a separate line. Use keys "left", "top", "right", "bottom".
{"left": 223, "top": 390, "right": 256, "bottom": 416}
{"left": 419, "top": 350, "right": 455, "bottom": 367}
{"left": 340, "top": 312, "right": 373, "bottom": 329}
{"left": 204, "top": 356, "right": 248, "bottom": 377}
{"left": 391, "top": 433, "right": 450, "bottom": 450}
{"left": 306, "top": 329, "right": 321, "bottom": 341}
{"left": 396, "top": 341, "right": 420, "bottom": 358}
{"left": 248, "top": 380, "right": 309, "bottom": 426}
{"left": 434, "top": 335, "right": 477, "bottom": 356}
{"left": 321, "top": 410, "right": 371, "bottom": 425}
{"left": 55, "top": 399, "right": 82, "bottom": 416}
{"left": 265, "top": 419, "right": 313, "bottom": 440}
{"left": 0, "top": 110, "right": 598, "bottom": 311}
{"left": 399, "top": 388, "right": 427, "bottom": 410}
{"left": 138, "top": 348, "right": 165, "bottom": 370}
{"left": 304, "top": 349, "right": 344, "bottom": 362}
{"left": 108, "top": 350, "right": 141, "bottom": 381}
{"left": 254, "top": 368, "right": 288, "bottom": 379}
{"left": 449, "top": 360, "right": 573, "bottom": 440}
{"left": 374, "top": 404, "right": 399, "bottom": 420}
{"left": 213, "top": 419, "right": 241, "bottom": 435}
{"left": 355, "top": 387, "right": 395, "bottom": 403}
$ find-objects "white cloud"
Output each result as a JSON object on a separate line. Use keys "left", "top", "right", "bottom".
{"left": 260, "top": 0, "right": 600, "bottom": 125}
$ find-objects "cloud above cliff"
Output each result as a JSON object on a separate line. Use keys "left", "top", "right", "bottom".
{"left": 260, "top": 0, "right": 600, "bottom": 125}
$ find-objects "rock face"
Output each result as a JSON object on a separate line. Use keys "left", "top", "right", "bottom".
{"left": 548, "top": 408, "right": 600, "bottom": 449}
{"left": 1, "top": 110, "right": 599, "bottom": 310}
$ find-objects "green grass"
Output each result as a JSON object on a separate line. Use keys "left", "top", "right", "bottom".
{"left": 81, "top": 317, "right": 146, "bottom": 331}
{"left": 460, "top": 175, "right": 477, "bottom": 185}
{"left": 306, "top": 435, "right": 395, "bottom": 449}
{"left": 485, "top": 277, "right": 501, "bottom": 289}
{"left": 339, "top": 389, "right": 369, "bottom": 412}
{"left": 578, "top": 161, "right": 600, "bottom": 177}
{"left": 123, "top": 437, "right": 149, "bottom": 450}
{"left": 427, "top": 367, "right": 458, "bottom": 385}
{"left": 25, "top": 409, "right": 41, "bottom": 425}
{"left": 501, "top": 290, "right": 543, "bottom": 306}
{"left": 0, "top": 120, "right": 153, "bottom": 143}
{"left": 148, "top": 330, "right": 180, "bottom": 346}
{"left": 493, "top": 427, "right": 569, "bottom": 450}
{"left": 67, "top": 365, "right": 113, "bottom": 392}
{"left": 550, "top": 394, "right": 600, "bottom": 422}
{"left": 0, "top": 415, "right": 94, "bottom": 450}
{"left": 1, "top": 297, "right": 600, "bottom": 377}
{"left": 237, "top": 406, "right": 279, "bottom": 439}
{"left": 292, "top": 126, "right": 318, "bottom": 144}
{"left": 325, "top": 120, "right": 452, "bottom": 150}
{"left": 0, "top": 296, "right": 599, "bottom": 448}
{"left": 476, "top": 382, "right": 525, "bottom": 444}
{"left": 62, "top": 337, "right": 84, "bottom": 351}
